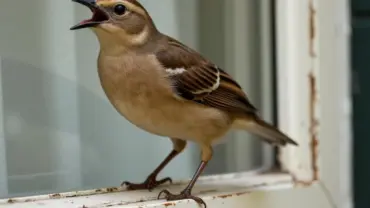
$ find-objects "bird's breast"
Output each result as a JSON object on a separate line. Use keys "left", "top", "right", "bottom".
{"left": 96, "top": 53, "right": 178, "bottom": 135}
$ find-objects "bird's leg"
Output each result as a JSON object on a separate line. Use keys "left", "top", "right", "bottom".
{"left": 121, "top": 139, "right": 186, "bottom": 191}
{"left": 158, "top": 145, "right": 212, "bottom": 208}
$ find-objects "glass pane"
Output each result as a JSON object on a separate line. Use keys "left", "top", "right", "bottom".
{"left": 0, "top": 0, "right": 272, "bottom": 198}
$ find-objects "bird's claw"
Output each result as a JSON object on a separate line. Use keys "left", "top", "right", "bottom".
{"left": 158, "top": 189, "right": 207, "bottom": 208}
{"left": 121, "top": 176, "right": 172, "bottom": 191}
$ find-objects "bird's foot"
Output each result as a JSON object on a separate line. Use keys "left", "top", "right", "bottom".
{"left": 158, "top": 189, "right": 206, "bottom": 208}
{"left": 121, "top": 175, "right": 172, "bottom": 191}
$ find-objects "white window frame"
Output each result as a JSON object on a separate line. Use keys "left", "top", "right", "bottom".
{"left": 0, "top": 0, "right": 353, "bottom": 207}
{"left": 0, "top": 57, "right": 8, "bottom": 198}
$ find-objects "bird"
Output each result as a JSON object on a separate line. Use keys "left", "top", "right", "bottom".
{"left": 70, "top": 0, "right": 298, "bottom": 207}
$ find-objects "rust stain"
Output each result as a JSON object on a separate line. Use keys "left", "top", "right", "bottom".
{"left": 106, "top": 187, "right": 119, "bottom": 192}
{"left": 49, "top": 193, "right": 62, "bottom": 199}
{"left": 309, "top": 0, "right": 317, "bottom": 57}
{"left": 291, "top": 69, "right": 320, "bottom": 185}
{"left": 103, "top": 202, "right": 128, "bottom": 207}
{"left": 1, "top": 186, "right": 127, "bottom": 205}
{"left": 309, "top": 72, "right": 319, "bottom": 181}
{"left": 217, "top": 194, "right": 233, "bottom": 199}
{"left": 235, "top": 191, "right": 249, "bottom": 196}
{"left": 164, "top": 202, "right": 175, "bottom": 207}
{"left": 7, "top": 199, "right": 15, "bottom": 203}
{"left": 292, "top": 174, "right": 315, "bottom": 187}
{"left": 311, "top": 138, "right": 319, "bottom": 180}
{"left": 291, "top": 0, "right": 319, "bottom": 186}
{"left": 210, "top": 192, "right": 249, "bottom": 200}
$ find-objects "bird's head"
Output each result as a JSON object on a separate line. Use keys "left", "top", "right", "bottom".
{"left": 71, "top": 0, "right": 157, "bottom": 49}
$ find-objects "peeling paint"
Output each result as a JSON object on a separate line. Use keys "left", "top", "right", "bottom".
{"left": 308, "top": 0, "right": 319, "bottom": 183}
{"left": 206, "top": 191, "right": 250, "bottom": 201}
{"left": 309, "top": 72, "right": 319, "bottom": 181}
{"left": 309, "top": 0, "right": 317, "bottom": 57}
{"left": 217, "top": 194, "right": 233, "bottom": 199}
{"left": 235, "top": 192, "right": 249, "bottom": 196}
{"left": 292, "top": 177, "right": 316, "bottom": 187}
{"left": 49, "top": 193, "right": 62, "bottom": 199}
{"left": 163, "top": 202, "right": 175, "bottom": 207}
{"left": 0, "top": 186, "right": 127, "bottom": 205}
{"left": 307, "top": 0, "right": 320, "bottom": 184}
{"left": 0, "top": 173, "right": 293, "bottom": 207}
{"left": 7, "top": 199, "right": 15, "bottom": 204}
{"left": 106, "top": 187, "right": 119, "bottom": 192}
{"left": 289, "top": 0, "right": 320, "bottom": 185}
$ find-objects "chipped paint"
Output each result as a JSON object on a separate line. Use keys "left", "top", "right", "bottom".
{"left": 290, "top": 0, "right": 320, "bottom": 185}
{"left": 235, "top": 192, "right": 249, "bottom": 196}
{"left": 309, "top": 0, "right": 317, "bottom": 57}
{"left": 24, "top": 199, "right": 36, "bottom": 202}
{"left": 217, "top": 194, "right": 233, "bottom": 199}
{"left": 7, "top": 199, "right": 15, "bottom": 203}
{"left": 0, "top": 186, "right": 127, "bottom": 205}
{"left": 283, "top": 0, "right": 320, "bottom": 185}
{"left": 49, "top": 193, "right": 62, "bottom": 199}
{"left": 163, "top": 202, "right": 175, "bottom": 207}
{"left": 211, "top": 191, "right": 250, "bottom": 200}
{"left": 308, "top": 0, "right": 320, "bottom": 183}
{"left": 0, "top": 173, "right": 293, "bottom": 207}
{"left": 309, "top": 72, "right": 319, "bottom": 182}
{"left": 106, "top": 187, "right": 119, "bottom": 192}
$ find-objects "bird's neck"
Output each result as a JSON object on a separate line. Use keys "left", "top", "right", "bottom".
{"left": 92, "top": 31, "right": 128, "bottom": 56}
{"left": 92, "top": 26, "right": 160, "bottom": 56}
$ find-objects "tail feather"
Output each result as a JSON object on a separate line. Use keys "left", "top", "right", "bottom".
{"left": 235, "top": 117, "right": 299, "bottom": 146}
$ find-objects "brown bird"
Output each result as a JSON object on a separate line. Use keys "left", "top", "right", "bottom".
{"left": 70, "top": 0, "right": 298, "bottom": 207}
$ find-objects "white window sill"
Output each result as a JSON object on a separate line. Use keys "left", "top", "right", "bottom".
{"left": 0, "top": 172, "right": 294, "bottom": 208}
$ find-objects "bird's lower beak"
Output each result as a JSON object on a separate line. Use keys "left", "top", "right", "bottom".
{"left": 70, "top": 0, "right": 109, "bottom": 30}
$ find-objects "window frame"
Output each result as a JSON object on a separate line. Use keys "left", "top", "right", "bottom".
{"left": 0, "top": 57, "right": 8, "bottom": 197}
{"left": 276, "top": 0, "right": 320, "bottom": 183}
{"left": 0, "top": 0, "right": 353, "bottom": 207}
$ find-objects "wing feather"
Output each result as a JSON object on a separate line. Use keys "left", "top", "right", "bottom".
{"left": 155, "top": 36, "right": 257, "bottom": 114}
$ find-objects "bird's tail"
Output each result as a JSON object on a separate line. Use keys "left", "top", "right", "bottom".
{"left": 234, "top": 116, "right": 298, "bottom": 146}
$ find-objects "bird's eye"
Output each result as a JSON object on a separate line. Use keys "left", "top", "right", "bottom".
{"left": 113, "top": 4, "right": 127, "bottom": 15}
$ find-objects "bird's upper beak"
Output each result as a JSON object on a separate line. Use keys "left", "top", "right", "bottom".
{"left": 70, "top": 0, "right": 110, "bottom": 30}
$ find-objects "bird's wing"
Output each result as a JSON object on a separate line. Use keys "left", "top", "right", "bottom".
{"left": 155, "top": 37, "right": 257, "bottom": 115}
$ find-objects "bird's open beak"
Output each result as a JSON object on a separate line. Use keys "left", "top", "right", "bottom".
{"left": 70, "top": 0, "right": 110, "bottom": 30}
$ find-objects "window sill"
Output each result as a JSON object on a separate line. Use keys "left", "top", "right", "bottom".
{"left": 0, "top": 172, "right": 294, "bottom": 208}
